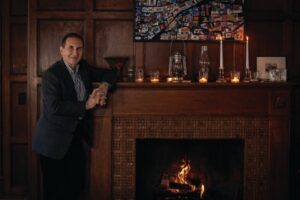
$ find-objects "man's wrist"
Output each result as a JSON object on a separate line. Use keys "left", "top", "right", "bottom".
{"left": 85, "top": 101, "right": 92, "bottom": 110}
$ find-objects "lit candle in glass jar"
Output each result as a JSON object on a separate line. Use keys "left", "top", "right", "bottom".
{"left": 135, "top": 68, "right": 144, "bottom": 83}
{"left": 150, "top": 70, "right": 160, "bottom": 83}
{"left": 150, "top": 78, "right": 159, "bottom": 83}
{"left": 231, "top": 77, "right": 240, "bottom": 83}
{"left": 199, "top": 77, "right": 208, "bottom": 83}
{"left": 135, "top": 78, "right": 144, "bottom": 83}
{"left": 231, "top": 71, "right": 240, "bottom": 83}
{"left": 198, "top": 68, "right": 208, "bottom": 83}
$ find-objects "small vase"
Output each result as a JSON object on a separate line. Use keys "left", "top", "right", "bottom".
{"left": 104, "top": 56, "right": 128, "bottom": 81}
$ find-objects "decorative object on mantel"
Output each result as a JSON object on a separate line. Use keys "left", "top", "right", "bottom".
{"left": 216, "top": 35, "right": 226, "bottom": 83}
{"left": 127, "top": 66, "right": 135, "bottom": 82}
{"left": 168, "top": 41, "right": 187, "bottom": 82}
{"left": 243, "top": 36, "right": 251, "bottom": 82}
{"left": 104, "top": 56, "right": 128, "bottom": 81}
{"left": 198, "top": 69, "right": 208, "bottom": 83}
{"left": 135, "top": 68, "right": 144, "bottom": 83}
{"left": 198, "top": 46, "right": 210, "bottom": 83}
{"left": 150, "top": 70, "right": 160, "bottom": 83}
{"left": 256, "top": 57, "right": 286, "bottom": 82}
{"left": 250, "top": 71, "right": 259, "bottom": 82}
{"left": 127, "top": 43, "right": 136, "bottom": 82}
{"left": 230, "top": 71, "right": 240, "bottom": 83}
{"left": 230, "top": 43, "right": 240, "bottom": 83}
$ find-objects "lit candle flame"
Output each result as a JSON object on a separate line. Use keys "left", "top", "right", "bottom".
{"left": 217, "top": 34, "right": 223, "bottom": 41}
{"left": 199, "top": 77, "right": 208, "bottom": 83}
{"left": 150, "top": 78, "right": 159, "bottom": 83}
{"left": 231, "top": 77, "right": 240, "bottom": 83}
{"left": 135, "top": 78, "right": 143, "bottom": 83}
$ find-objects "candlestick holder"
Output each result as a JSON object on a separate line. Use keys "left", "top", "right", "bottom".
{"left": 250, "top": 71, "right": 259, "bottom": 82}
{"left": 216, "top": 68, "right": 226, "bottom": 83}
{"left": 243, "top": 68, "right": 251, "bottom": 82}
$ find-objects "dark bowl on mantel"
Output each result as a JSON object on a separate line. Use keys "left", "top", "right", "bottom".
{"left": 104, "top": 56, "right": 129, "bottom": 80}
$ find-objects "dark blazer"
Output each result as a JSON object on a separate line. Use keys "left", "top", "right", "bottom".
{"left": 33, "top": 59, "right": 116, "bottom": 159}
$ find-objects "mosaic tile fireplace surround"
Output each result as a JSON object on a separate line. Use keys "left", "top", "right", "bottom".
{"left": 112, "top": 116, "right": 269, "bottom": 200}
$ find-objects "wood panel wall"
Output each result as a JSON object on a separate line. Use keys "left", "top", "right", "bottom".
{"left": 0, "top": 0, "right": 300, "bottom": 199}
{"left": 1, "top": 0, "right": 28, "bottom": 198}
{"left": 0, "top": 0, "right": 3, "bottom": 194}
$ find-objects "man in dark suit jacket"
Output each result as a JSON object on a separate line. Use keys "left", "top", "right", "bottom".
{"left": 33, "top": 33, "right": 116, "bottom": 200}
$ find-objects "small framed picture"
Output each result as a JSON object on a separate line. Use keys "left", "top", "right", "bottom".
{"left": 256, "top": 57, "right": 286, "bottom": 80}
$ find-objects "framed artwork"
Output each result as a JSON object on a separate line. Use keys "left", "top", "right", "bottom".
{"left": 256, "top": 57, "right": 286, "bottom": 80}
{"left": 134, "top": 0, "right": 244, "bottom": 41}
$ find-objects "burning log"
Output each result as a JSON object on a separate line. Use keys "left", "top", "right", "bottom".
{"left": 169, "top": 182, "right": 192, "bottom": 191}
{"left": 154, "top": 190, "right": 201, "bottom": 200}
{"left": 155, "top": 159, "right": 210, "bottom": 200}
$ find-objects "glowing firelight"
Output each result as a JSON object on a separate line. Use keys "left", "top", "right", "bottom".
{"left": 175, "top": 159, "right": 191, "bottom": 184}
{"left": 200, "top": 184, "right": 205, "bottom": 199}
{"left": 172, "top": 159, "right": 206, "bottom": 198}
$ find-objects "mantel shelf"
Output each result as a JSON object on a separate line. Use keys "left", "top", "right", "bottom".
{"left": 113, "top": 81, "right": 295, "bottom": 89}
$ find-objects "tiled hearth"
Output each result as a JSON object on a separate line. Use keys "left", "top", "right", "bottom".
{"left": 112, "top": 116, "right": 270, "bottom": 200}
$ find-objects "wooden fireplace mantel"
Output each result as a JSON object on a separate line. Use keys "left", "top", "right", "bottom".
{"left": 90, "top": 82, "right": 293, "bottom": 200}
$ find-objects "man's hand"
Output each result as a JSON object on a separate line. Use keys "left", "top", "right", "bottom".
{"left": 85, "top": 88, "right": 101, "bottom": 110}
{"left": 98, "top": 82, "right": 109, "bottom": 106}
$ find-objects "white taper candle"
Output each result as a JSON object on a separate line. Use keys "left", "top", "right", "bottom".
{"left": 220, "top": 36, "right": 224, "bottom": 69}
{"left": 246, "top": 36, "right": 249, "bottom": 69}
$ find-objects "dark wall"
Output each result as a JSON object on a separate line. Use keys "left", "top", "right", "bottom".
{"left": 0, "top": 0, "right": 3, "bottom": 193}
{"left": 1, "top": 0, "right": 28, "bottom": 197}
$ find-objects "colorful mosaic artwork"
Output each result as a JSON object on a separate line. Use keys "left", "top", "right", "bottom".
{"left": 134, "top": 0, "right": 244, "bottom": 41}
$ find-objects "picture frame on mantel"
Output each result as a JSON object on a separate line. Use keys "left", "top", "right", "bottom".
{"left": 256, "top": 57, "right": 286, "bottom": 80}
{"left": 134, "top": 0, "right": 244, "bottom": 41}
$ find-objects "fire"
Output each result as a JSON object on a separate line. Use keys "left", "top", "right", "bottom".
{"left": 171, "top": 159, "right": 206, "bottom": 198}
{"left": 200, "top": 184, "right": 205, "bottom": 199}
{"left": 175, "top": 159, "right": 191, "bottom": 184}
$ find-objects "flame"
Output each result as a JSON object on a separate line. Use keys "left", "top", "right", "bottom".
{"left": 172, "top": 159, "right": 206, "bottom": 197}
{"left": 217, "top": 34, "right": 223, "bottom": 40}
{"left": 175, "top": 159, "right": 191, "bottom": 184}
{"left": 200, "top": 184, "right": 205, "bottom": 199}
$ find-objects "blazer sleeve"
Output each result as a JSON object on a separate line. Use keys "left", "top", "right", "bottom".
{"left": 42, "top": 70, "right": 86, "bottom": 118}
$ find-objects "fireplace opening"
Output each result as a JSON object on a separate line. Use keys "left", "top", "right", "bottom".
{"left": 136, "top": 139, "right": 244, "bottom": 200}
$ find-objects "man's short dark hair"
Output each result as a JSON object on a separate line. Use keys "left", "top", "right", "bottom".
{"left": 61, "top": 32, "right": 84, "bottom": 47}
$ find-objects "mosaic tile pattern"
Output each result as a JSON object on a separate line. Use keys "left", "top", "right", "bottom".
{"left": 112, "top": 116, "right": 269, "bottom": 200}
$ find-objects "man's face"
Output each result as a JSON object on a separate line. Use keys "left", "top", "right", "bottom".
{"left": 60, "top": 37, "right": 83, "bottom": 69}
